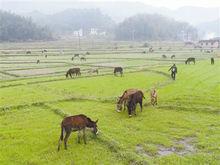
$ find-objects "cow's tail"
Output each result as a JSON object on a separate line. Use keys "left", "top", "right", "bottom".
{"left": 58, "top": 125, "right": 65, "bottom": 151}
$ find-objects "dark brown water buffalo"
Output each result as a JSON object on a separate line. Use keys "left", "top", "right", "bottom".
{"left": 185, "top": 57, "right": 195, "bottom": 64}
{"left": 126, "top": 90, "right": 145, "bottom": 117}
{"left": 116, "top": 89, "right": 139, "bottom": 112}
{"left": 114, "top": 67, "right": 123, "bottom": 76}
{"left": 66, "top": 68, "right": 81, "bottom": 78}
{"left": 57, "top": 114, "right": 98, "bottom": 151}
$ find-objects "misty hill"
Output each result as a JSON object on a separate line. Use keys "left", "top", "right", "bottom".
{"left": 27, "top": 9, "right": 115, "bottom": 35}
{"left": 115, "top": 14, "right": 198, "bottom": 41}
{"left": 2, "top": 1, "right": 219, "bottom": 25}
{"left": 197, "top": 19, "right": 220, "bottom": 39}
{"left": 0, "top": 10, "right": 52, "bottom": 42}
{"left": 7, "top": 1, "right": 217, "bottom": 39}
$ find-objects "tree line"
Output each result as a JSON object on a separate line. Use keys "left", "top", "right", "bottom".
{"left": 0, "top": 10, "right": 198, "bottom": 42}
{"left": 0, "top": 10, "right": 52, "bottom": 42}
{"left": 115, "top": 14, "right": 198, "bottom": 41}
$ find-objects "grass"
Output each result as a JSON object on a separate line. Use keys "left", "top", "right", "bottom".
{"left": 0, "top": 41, "right": 219, "bottom": 164}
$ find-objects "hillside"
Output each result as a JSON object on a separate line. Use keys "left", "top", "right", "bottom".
{"left": 28, "top": 9, "right": 115, "bottom": 35}
{"left": 0, "top": 10, "right": 52, "bottom": 42}
{"left": 115, "top": 14, "right": 198, "bottom": 41}
{"left": 197, "top": 19, "right": 220, "bottom": 39}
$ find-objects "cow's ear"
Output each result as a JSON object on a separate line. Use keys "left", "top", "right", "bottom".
{"left": 95, "top": 119, "right": 98, "bottom": 123}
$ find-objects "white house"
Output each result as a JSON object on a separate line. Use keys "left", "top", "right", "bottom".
{"left": 90, "top": 28, "right": 98, "bottom": 35}
{"left": 198, "top": 39, "right": 220, "bottom": 48}
{"left": 73, "top": 29, "right": 83, "bottom": 37}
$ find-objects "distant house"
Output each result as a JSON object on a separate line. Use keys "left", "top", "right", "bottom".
{"left": 90, "top": 28, "right": 106, "bottom": 36}
{"left": 99, "top": 31, "right": 106, "bottom": 36}
{"left": 198, "top": 39, "right": 220, "bottom": 48}
{"left": 90, "top": 28, "right": 98, "bottom": 35}
{"left": 73, "top": 29, "right": 83, "bottom": 37}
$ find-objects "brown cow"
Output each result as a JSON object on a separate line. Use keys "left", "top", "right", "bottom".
{"left": 57, "top": 114, "right": 98, "bottom": 151}
{"left": 116, "top": 89, "right": 139, "bottom": 112}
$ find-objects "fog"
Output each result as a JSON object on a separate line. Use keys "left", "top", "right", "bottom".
{"left": 0, "top": 0, "right": 219, "bottom": 40}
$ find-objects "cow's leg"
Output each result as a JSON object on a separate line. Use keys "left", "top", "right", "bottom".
{"left": 64, "top": 131, "right": 71, "bottom": 150}
{"left": 139, "top": 100, "right": 143, "bottom": 112}
{"left": 123, "top": 101, "right": 126, "bottom": 111}
{"left": 83, "top": 128, "right": 86, "bottom": 144}
{"left": 128, "top": 107, "right": 132, "bottom": 117}
{"left": 134, "top": 105, "right": 137, "bottom": 115}
{"left": 78, "top": 130, "right": 81, "bottom": 143}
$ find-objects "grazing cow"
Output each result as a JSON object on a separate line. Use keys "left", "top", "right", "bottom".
{"left": 211, "top": 58, "right": 214, "bottom": 65}
{"left": 185, "top": 57, "right": 195, "bottom": 64}
{"left": 171, "top": 55, "right": 175, "bottom": 59}
{"left": 88, "top": 69, "right": 98, "bottom": 75}
{"left": 162, "top": 55, "right": 167, "bottom": 58}
{"left": 36, "top": 60, "right": 40, "bottom": 64}
{"left": 126, "top": 91, "right": 145, "bottom": 117}
{"left": 74, "top": 54, "right": 80, "bottom": 58}
{"left": 80, "top": 57, "right": 86, "bottom": 61}
{"left": 149, "top": 47, "right": 154, "bottom": 53}
{"left": 26, "top": 51, "right": 31, "bottom": 54}
{"left": 66, "top": 68, "right": 81, "bottom": 78}
{"left": 114, "top": 67, "right": 123, "bottom": 76}
{"left": 150, "top": 89, "right": 157, "bottom": 106}
{"left": 206, "top": 50, "right": 211, "bottom": 53}
{"left": 57, "top": 114, "right": 98, "bottom": 151}
{"left": 71, "top": 57, "right": 74, "bottom": 61}
{"left": 42, "top": 49, "right": 47, "bottom": 53}
{"left": 116, "top": 89, "right": 139, "bottom": 112}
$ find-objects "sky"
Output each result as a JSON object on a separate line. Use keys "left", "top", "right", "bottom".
{"left": 1, "top": 0, "right": 220, "bottom": 9}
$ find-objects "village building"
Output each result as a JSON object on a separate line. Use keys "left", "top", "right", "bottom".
{"left": 198, "top": 39, "right": 220, "bottom": 48}
{"left": 73, "top": 29, "right": 83, "bottom": 37}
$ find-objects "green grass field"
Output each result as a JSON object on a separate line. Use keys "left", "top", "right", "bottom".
{"left": 0, "top": 40, "right": 219, "bottom": 165}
